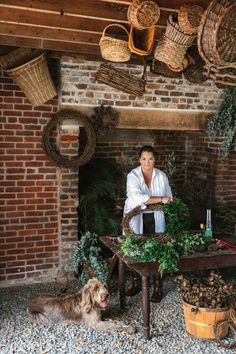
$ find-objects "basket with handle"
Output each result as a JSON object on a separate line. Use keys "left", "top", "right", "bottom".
{"left": 178, "top": 5, "right": 204, "bottom": 34}
{"left": 128, "top": 26, "right": 156, "bottom": 56}
{"left": 6, "top": 50, "right": 57, "bottom": 108}
{"left": 99, "top": 23, "right": 131, "bottom": 62}
{"left": 127, "top": 0, "right": 160, "bottom": 29}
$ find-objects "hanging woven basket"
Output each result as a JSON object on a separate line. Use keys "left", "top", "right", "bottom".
{"left": 0, "top": 47, "right": 34, "bottom": 70}
{"left": 99, "top": 23, "right": 131, "bottom": 62}
{"left": 198, "top": 0, "right": 236, "bottom": 66}
{"left": 166, "top": 14, "right": 196, "bottom": 46}
{"left": 6, "top": 50, "right": 57, "bottom": 107}
{"left": 128, "top": 26, "right": 156, "bottom": 56}
{"left": 154, "top": 35, "right": 189, "bottom": 69}
{"left": 127, "top": 0, "right": 160, "bottom": 29}
{"left": 178, "top": 5, "right": 204, "bottom": 34}
{"left": 150, "top": 58, "right": 183, "bottom": 78}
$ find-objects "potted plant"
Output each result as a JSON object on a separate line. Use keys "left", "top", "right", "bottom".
{"left": 176, "top": 271, "right": 236, "bottom": 340}
{"left": 71, "top": 231, "right": 109, "bottom": 286}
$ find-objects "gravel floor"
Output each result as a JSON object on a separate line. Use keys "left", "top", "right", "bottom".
{"left": 0, "top": 276, "right": 232, "bottom": 354}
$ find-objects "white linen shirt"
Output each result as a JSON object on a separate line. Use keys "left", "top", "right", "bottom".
{"left": 124, "top": 166, "right": 172, "bottom": 234}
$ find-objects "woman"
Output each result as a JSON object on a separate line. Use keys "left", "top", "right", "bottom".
{"left": 123, "top": 145, "right": 172, "bottom": 302}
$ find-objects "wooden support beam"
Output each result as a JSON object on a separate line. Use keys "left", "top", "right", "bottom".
{"left": 61, "top": 105, "right": 212, "bottom": 131}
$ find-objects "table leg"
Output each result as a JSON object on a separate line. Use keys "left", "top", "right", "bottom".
{"left": 141, "top": 275, "right": 150, "bottom": 340}
{"left": 118, "top": 258, "right": 126, "bottom": 309}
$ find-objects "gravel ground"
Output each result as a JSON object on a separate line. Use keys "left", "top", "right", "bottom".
{"left": 0, "top": 276, "right": 232, "bottom": 354}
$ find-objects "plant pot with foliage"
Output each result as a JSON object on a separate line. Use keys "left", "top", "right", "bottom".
{"left": 71, "top": 231, "right": 109, "bottom": 286}
{"left": 176, "top": 272, "right": 236, "bottom": 340}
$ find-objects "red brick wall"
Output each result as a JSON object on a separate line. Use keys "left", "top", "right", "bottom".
{"left": 0, "top": 63, "right": 79, "bottom": 287}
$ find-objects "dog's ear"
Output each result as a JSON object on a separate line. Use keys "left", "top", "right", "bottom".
{"left": 81, "top": 285, "right": 93, "bottom": 313}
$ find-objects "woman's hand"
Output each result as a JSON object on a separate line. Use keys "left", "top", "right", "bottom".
{"left": 162, "top": 197, "right": 173, "bottom": 204}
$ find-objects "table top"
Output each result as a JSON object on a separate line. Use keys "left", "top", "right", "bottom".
{"left": 99, "top": 236, "right": 236, "bottom": 276}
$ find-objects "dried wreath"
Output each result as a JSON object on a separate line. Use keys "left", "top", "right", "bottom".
{"left": 90, "top": 105, "right": 119, "bottom": 137}
{"left": 42, "top": 109, "right": 96, "bottom": 168}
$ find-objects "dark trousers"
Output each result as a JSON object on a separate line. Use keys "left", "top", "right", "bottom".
{"left": 143, "top": 213, "right": 155, "bottom": 234}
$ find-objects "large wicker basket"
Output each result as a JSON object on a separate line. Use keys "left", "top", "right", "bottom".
{"left": 178, "top": 5, "right": 204, "bottom": 34}
{"left": 127, "top": 0, "right": 160, "bottom": 29}
{"left": 6, "top": 51, "right": 57, "bottom": 107}
{"left": 99, "top": 24, "right": 131, "bottom": 62}
{"left": 198, "top": 0, "right": 236, "bottom": 66}
{"left": 128, "top": 26, "right": 156, "bottom": 56}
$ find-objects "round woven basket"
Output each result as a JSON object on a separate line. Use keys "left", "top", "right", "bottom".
{"left": 0, "top": 48, "right": 34, "bottom": 70}
{"left": 6, "top": 51, "right": 57, "bottom": 107}
{"left": 99, "top": 24, "right": 131, "bottom": 62}
{"left": 127, "top": 0, "right": 160, "bottom": 29}
{"left": 150, "top": 58, "right": 182, "bottom": 78}
{"left": 198, "top": 0, "right": 236, "bottom": 66}
{"left": 166, "top": 14, "right": 196, "bottom": 46}
{"left": 178, "top": 5, "right": 204, "bottom": 34}
{"left": 154, "top": 35, "right": 188, "bottom": 69}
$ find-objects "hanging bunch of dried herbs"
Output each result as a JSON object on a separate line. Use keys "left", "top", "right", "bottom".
{"left": 207, "top": 88, "right": 236, "bottom": 158}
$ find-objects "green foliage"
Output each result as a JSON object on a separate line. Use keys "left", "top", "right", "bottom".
{"left": 71, "top": 231, "right": 109, "bottom": 286}
{"left": 208, "top": 88, "right": 236, "bottom": 158}
{"left": 159, "top": 197, "right": 190, "bottom": 235}
{"left": 79, "top": 159, "right": 121, "bottom": 236}
{"left": 121, "top": 231, "right": 211, "bottom": 276}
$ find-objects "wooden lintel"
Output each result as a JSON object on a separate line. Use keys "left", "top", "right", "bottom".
{"left": 60, "top": 106, "right": 212, "bottom": 131}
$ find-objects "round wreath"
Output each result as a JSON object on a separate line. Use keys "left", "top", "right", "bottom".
{"left": 42, "top": 109, "right": 96, "bottom": 168}
{"left": 90, "top": 105, "right": 119, "bottom": 136}
{"left": 122, "top": 204, "right": 160, "bottom": 235}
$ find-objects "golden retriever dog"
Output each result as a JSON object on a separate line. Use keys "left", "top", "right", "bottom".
{"left": 27, "top": 278, "right": 135, "bottom": 334}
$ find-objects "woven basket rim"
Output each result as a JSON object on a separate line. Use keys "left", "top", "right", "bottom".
{"left": 6, "top": 50, "right": 45, "bottom": 73}
{"left": 127, "top": 0, "right": 160, "bottom": 29}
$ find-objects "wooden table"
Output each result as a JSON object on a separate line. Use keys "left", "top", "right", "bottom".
{"left": 99, "top": 236, "right": 236, "bottom": 340}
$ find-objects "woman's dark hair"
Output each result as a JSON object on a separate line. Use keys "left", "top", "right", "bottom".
{"left": 138, "top": 145, "right": 155, "bottom": 158}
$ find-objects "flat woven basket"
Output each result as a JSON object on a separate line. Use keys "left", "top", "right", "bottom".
{"left": 150, "top": 58, "right": 183, "bottom": 78}
{"left": 154, "top": 35, "right": 188, "bottom": 69}
{"left": 166, "top": 14, "right": 196, "bottom": 46}
{"left": 128, "top": 26, "right": 156, "bottom": 56}
{"left": 178, "top": 5, "right": 204, "bottom": 34}
{"left": 95, "top": 62, "right": 146, "bottom": 97}
{"left": 0, "top": 48, "right": 34, "bottom": 70}
{"left": 210, "top": 65, "right": 236, "bottom": 88}
{"left": 99, "top": 24, "right": 131, "bottom": 62}
{"left": 127, "top": 0, "right": 160, "bottom": 29}
{"left": 6, "top": 51, "right": 57, "bottom": 107}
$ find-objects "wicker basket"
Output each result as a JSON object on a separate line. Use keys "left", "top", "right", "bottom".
{"left": 128, "top": 26, "right": 156, "bottom": 56}
{"left": 0, "top": 48, "right": 34, "bottom": 70}
{"left": 198, "top": 0, "right": 236, "bottom": 66}
{"left": 154, "top": 35, "right": 189, "bottom": 69}
{"left": 184, "top": 46, "right": 208, "bottom": 83}
{"left": 99, "top": 23, "right": 131, "bottom": 62}
{"left": 127, "top": 0, "right": 160, "bottom": 29}
{"left": 6, "top": 51, "right": 57, "bottom": 107}
{"left": 150, "top": 58, "right": 183, "bottom": 78}
{"left": 210, "top": 65, "right": 236, "bottom": 87}
{"left": 166, "top": 14, "right": 196, "bottom": 46}
{"left": 178, "top": 5, "right": 204, "bottom": 34}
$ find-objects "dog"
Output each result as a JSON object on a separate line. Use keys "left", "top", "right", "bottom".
{"left": 27, "top": 278, "right": 135, "bottom": 334}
